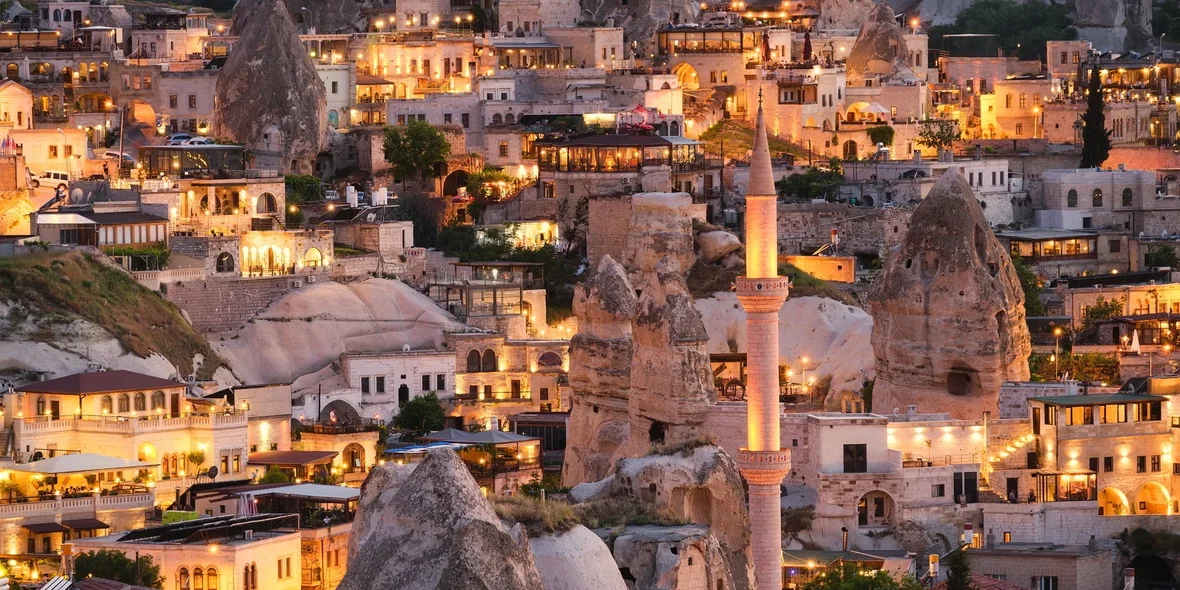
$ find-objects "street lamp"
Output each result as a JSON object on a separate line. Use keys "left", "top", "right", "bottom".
{"left": 1032, "top": 106, "right": 1040, "bottom": 139}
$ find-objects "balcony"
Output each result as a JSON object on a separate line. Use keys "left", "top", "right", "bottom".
{"left": 454, "top": 391, "right": 533, "bottom": 404}
{"left": 902, "top": 454, "right": 979, "bottom": 468}
{"left": 16, "top": 412, "right": 247, "bottom": 438}
{"left": 297, "top": 418, "right": 384, "bottom": 435}
{"left": 0, "top": 491, "right": 153, "bottom": 518}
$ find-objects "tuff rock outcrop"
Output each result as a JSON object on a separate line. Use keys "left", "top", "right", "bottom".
{"left": 1073, "top": 0, "right": 1153, "bottom": 51}
{"left": 622, "top": 193, "right": 698, "bottom": 290}
{"left": 529, "top": 525, "right": 628, "bottom": 590}
{"left": 562, "top": 255, "right": 638, "bottom": 486}
{"left": 696, "top": 230, "right": 742, "bottom": 264}
{"left": 820, "top": 0, "right": 875, "bottom": 31}
{"left": 868, "top": 169, "right": 1030, "bottom": 419}
{"left": 580, "top": 0, "right": 699, "bottom": 62}
{"left": 345, "top": 462, "right": 418, "bottom": 563}
{"left": 282, "top": 0, "right": 365, "bottom": 33}
{"left": 573, "top": 446, "right": 754, "bottom": 590}
{"left": 217, "top": 0, "right": 327, "bottom": 173}
{"left": 846, "top": 3, "right": 919, "bottom": 87}
{"left": 625, "top": 256, "right": 715, "bottom": 456}
{"left": 339, "top": 450, "right": 544, "bottom": 590}
{"left": 610, "top": 525, "right": 739, "bottom": 590}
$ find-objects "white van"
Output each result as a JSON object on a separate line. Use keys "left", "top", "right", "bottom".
{"left": 30, "top": 170, "right": 69, "bottom": 190}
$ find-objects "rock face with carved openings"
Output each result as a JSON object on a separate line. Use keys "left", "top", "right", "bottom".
{"left": 867, "top": 169, "right": 1030, "bottom": 419}
{"left": 624, "top": 256, "right": 715, "bottom": 456}
{"left": 339, "top": 450, "right": 543, "bottom": 590}
{"left": 845, "top": 3, "right": 919, "bottom": 87}
{"left": 562, "top": 254, "right": 638, "bottom": 486}
{"left": 217, "top": 0, "right": 327, "bottom": 174}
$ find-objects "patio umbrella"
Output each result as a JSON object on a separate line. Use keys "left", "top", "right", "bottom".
{"left": 420, "top": 428, "right": 476, "bottom": 443}
{"left": 1131, "top": 329, "right": 1141, "bottom": 354}
{"left": 866, "top": 102, "right": 891, "bottom": 116}
{"left": 236, "top": 492, "right": 256, "bottom": 516}
{"left": 803, "top": 31, "right": 812, "bottom": 61}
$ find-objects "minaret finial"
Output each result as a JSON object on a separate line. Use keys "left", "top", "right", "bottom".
{"left": 758, "top": 88, "right": 763, "bottom": 110}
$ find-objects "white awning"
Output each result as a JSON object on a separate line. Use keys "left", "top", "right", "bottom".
{"left": 8, "top": 453, "right": 158, "bottom": 475}
{"left": 34, "top": 213, "right": 94, "bottom": 225}
{"left": 254, "top": 483, "right": 360, "bottom": 501}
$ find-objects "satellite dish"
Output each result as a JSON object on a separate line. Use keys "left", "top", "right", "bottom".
{"left": 1163, "top": 231, "right": 1169, "bottom": 238}
{"left": 366, "top": 213, "right": 376, "bottom": 222}
{"left": 69, "top": 188, "right": 84, "bottom": 203}
{"left": 402, "top": 344, "right": 411, "bottom": 352}
{"left": 206, "top": 466, "right": 219, "bottom": 480}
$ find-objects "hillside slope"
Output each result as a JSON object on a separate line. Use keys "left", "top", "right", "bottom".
{"left": 0, "top": 250, "right": 229, "bottom": 380}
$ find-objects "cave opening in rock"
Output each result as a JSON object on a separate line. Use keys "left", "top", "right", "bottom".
{"left": 649, "top": 420, "right": 666, "bottom": 443}
{"left": 947, "top": 369, "right": 973, "bottom": 396}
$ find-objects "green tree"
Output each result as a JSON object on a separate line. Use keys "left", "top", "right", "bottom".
{"left": 926, "top": 0, "right": 1076, "bottom": 61}
{"left": 75, "top": 549, "right": 164, "bottom": 589}
{"left": 866, "top": 125, "right": 895, "bottom": 146}
{"left": 802, "top": 564, "right": 923, "bottom": 590}
{"left": 1145, "top": 245, "right": 1180, "bottom": 268}
{"left": 393, "top": 392, "right": 446, "bottom": 435}
{"left": 776, "top": 164, "right": 844, "bottom": 202}
{"left": 916, "top": 119, "right": 959, "bottom": 152}
{"left": 382, "top": 121, "right": 451, "bottom": 185}
{"left": 1080, "top": 65, "right": 1112, "bottom": 169}
{"left": 1011, "top": 255, "right": 1045, "bottom": 316}
{"left": 945, "top": 548, "right": 974, "bottom": 590}
{"left": 284, "top": 174, "right": 322, "bottom": 227}
{"left": 1082, "top": 295, "right": 1125, "bottom": 329}
{"left": 258, "top": 466, "right": 294, "bottom": 484}
{"left": 186, "top": 450, "right": 206, "bottom": 475}
{"left": 392, "top": 192, "right": 445, "bottom": 248}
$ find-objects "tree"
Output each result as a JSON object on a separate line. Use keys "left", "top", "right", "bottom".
{"left": 393, "top": 392, "right": 446, "bottom": 435}
{"left": 1011, "top": 255, "right": 1045, "bottom": 316}
{"left": 75, "top": 549, "right": 164, "bottom": 589}
{"left": 945, "top": 548, "right": 975, "bottom": 590}
{"left": 926, "top": 0, "right": 1075, "bottom": 61}
{"left": 916, "top": 119, "right": 958, "bottom": 153}
{"left": 1080, "top": 64, "right": 1112, "bottom": 169}
{"left": 1082, "top": 295, "right": 1125, "bottom": 329}
{"left": 284, "top": 174, "right": 322, "bottom": 227}
{"left": 382, "top": 121, "right": 451, "bottom": 185}
{"left": 802, "top": 564, "right": 923, "bottom": 590}
{"left": 258, "top": 466, "right": 294, "bottom": 484}
{"left": 866, "top": 125, "right": 895, "bottom": 146}
{"left": 1146, "top": 245, "right": 1180, "bottom": 268}
{"left": 186, "top": 450, "right": 205, "bottom": 475}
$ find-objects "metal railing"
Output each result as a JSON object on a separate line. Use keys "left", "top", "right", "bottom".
{"left": 298, "top": 418, "right": 384, "bottom": 434}
{"left": 902, "top": 454, "right": 979, "bottom": 468}
{"left": 454, "top": 391, "right": 532, "bottom": 403}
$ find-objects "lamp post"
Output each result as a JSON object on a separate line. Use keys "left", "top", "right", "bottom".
{"left": 56, "top": 128, "right": 70, "bottom": 180}
{"left": 1032, "top": 106, "right": 1040, "bottom": 139}
{"left": 1054, "top": 327, "right": 1063, "bottom": 379}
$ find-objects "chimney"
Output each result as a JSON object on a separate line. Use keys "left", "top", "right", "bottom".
{"left": 986, "top": 529, "right": 995, "bottom": 549}
{"left": 489, "top": 415, "right": 501, "bottom": 431}
{"left": 1124, "top": 568, "right": 1136, "bottom": 590}
{"left": 907, "top": 404, "right": 918, "bottom": 416}
{"left": 1088, "top": 535, "right": 1097, "bottom": 549}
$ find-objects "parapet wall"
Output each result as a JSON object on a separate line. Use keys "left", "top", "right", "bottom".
{"left": 165, "top": 276, "right": 301, "bottom": 333}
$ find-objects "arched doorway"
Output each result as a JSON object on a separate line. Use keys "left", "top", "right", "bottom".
{"left": 672, "top": 62, "right": 700, "bottom": 90}
{"left": 537, "top": 351, "right": 562, "bottom": 370}
{"left": 842, "top": 140, "right": 859, "bottom": 160}
{"left": 319, "top": 399, "right": 361, "bottom": 424}
{"left": 327, "top": 110, "right": 339, "bottom": 128}
{"left": 256, "top": 193, "right": 277, "bottom": 214}
{"left": 303, "top": 247, "right": 322, "bottom": 268}
{"left": 1128, "top": 554, "right": 1175, "bottom": 590}
{"left": 857, "top": 490, "right": 895, "bottom": 527}
{"left": 125, "top": 99, "right": 156, "bottom": 126}
{"left": 342, "top": 443, "right": 365, "bottom": 473}
{"left": 443, "top": 169, "right": 469, "bottom": 197}
{"left": 1135, "top": 482, "right": 1170, "bottom": 514}
{"left": 397, "top": 383, "right": 410, "bottom": 405}
{"left": 1098, "top": 487, "right": 1130, "bottom": 515}
{"left": 5, "top": 63, "right": 17, "bottom": 80}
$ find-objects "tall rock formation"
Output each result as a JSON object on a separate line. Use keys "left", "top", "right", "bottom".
{"left": 845, "top": 3, "right": 919, "bottom": 87}
{"left": 625, "top": 256, "right": 715, "bottom": 456}
{"left": 339, "top": 450, "right": 544, "bottom": 590}
{"left": 868, "top": 169, "right": 1031, "bottom": 419}
{"left": 622, "top": 193, "right": 698, "bottom": 291}
{"left": 562, "top": 255, "right": 638, "bottom": 486}
{"left": 216, "top": 0, "right": 327, "bottom": 174}
{"left": 820, "top": 0, "right": 875, "bottom": 32}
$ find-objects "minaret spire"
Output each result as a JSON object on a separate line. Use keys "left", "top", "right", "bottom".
{"left": 735, "top": 90, "right": 791, "bottom": 590}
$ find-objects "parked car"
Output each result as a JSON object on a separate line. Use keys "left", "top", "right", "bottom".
{"left": 181, "top": 137, "right": 215, "bottom": 146}
{"left": 30, "top": 170, "right": 69, "bottom": 190}
{"left": 165, "top": 133, "right": 194, "bottom": 145}
{"left": 100, "top": 150, "right": 136, "bottom": 164}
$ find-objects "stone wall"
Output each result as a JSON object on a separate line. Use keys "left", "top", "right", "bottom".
{"left": 777, "top": 203, "right": 914, "bottom": 256}
{"left": 331, "top": 254, "right": 380, "bottom": 282}
{"left": 967, "top": 547, "right": 1113, "bottom": 590}
{"left": 587, "top": 195, "right": 633, "bottom": 268}
{"left": 781, "top": 255, "right": 856, "bottom": 282}
{"left": 166, "top": 276, "right": 302, "bottom": 333}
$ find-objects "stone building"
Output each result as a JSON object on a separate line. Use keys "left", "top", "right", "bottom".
{"left": 445, "top": 332, "right": 570, "bottom": 428}
{"left": 966, "top": 543, "right": 1113, "bottom": 590}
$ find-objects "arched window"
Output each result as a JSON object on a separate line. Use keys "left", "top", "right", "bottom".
{"left": 206, "top": 567, "right": 218, "bottom": 590}
{"left": 178, "top": 567, "right": 191, "bottom": 590}
{"left": 1066, "top": 189, "right": 1078, "bottom": 208}
{"left": 100, "top": 395, "right": 113, "bottom": 414}
{"left": 62, "top": 9, "right": 71, "bottom": 21}
{"left": 482, "top": 349, "right": 497, "bottom": 372}
{"left": 193, "top": 567, "right": 204, "bottom": 590}
{"left": 243, "top": 566, "right": 250, "bottom": 590}
{"left": 1123, "top": 187, "right": 1134, "bottom": 207}
{"left": 466, "top": 350, "right": 482, "bottom": 373}
{"left": 250, "top": 564, "right": 257, "bottom": 589}
{"left": 5, "top": 63, "right": 17, "bottom": 80}
{"left": 492, "top": 113, "right": 503, "bottom": 124}
{"left": 216, "top": 252, "right": 235, "bottom": 273}
{"left": 304, "top": 247, "right": 322, "bottom": 267}
{"left": 118, "top": 393, "right": 130, "bottom": 413}
{"left": 36, "top": 396, "right": 45, "bottom": 416}
{"left": 134, "top": 392, "right": 146, "bottom": 411}
{"left": 670, "top": 120, "right": 680, "bottom": 136}
{"left": 537, "top": 351, "right": 562, "bottom": 368}
{"left": 52, "top": 9, "right": 61, "bottom": 22}
{"left": 505, "top": 113, "right": 515, "bottom": 124}
{"left": 151, "top": 391, "right": 166, "bottom": 411}
{"left": 1092, "top": 188, "right": 1103, "bottom": 207}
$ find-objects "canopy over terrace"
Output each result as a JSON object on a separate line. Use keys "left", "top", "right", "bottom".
{"left": 7, "top": 453, "right": 157, "bottom": 475}
{"left": 248, "top": 450, "right": 337, "bottom": 480}
{"left": 537, "top": 134, "right": 704, "bottom": 173}
{"left": 252, "top": 483, "right": 359, "bottom": 528}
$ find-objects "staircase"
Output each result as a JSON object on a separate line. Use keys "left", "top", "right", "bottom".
{"left": 0, "top": 425, "right": 13, "bottom": 459}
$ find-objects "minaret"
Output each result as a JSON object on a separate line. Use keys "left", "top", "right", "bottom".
{"left": 736, "top": 91, "right": 791, "bottom": 590}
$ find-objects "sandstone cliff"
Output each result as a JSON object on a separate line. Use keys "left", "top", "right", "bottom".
{"left": 217, "top": 0, "right": 327, "bottom": 171}
{"left": 868, "top": 169, "right": 1030, "bottom": 419}
{"left": 340, "top": 450, "right": 544, "bottom": 590}
{"left": 562, "top": 255, "right": 637, "bottom": 486}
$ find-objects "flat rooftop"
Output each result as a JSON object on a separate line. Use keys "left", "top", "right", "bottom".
{"left": 995, "top": 228, "right": 1099, "bottom": 241}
